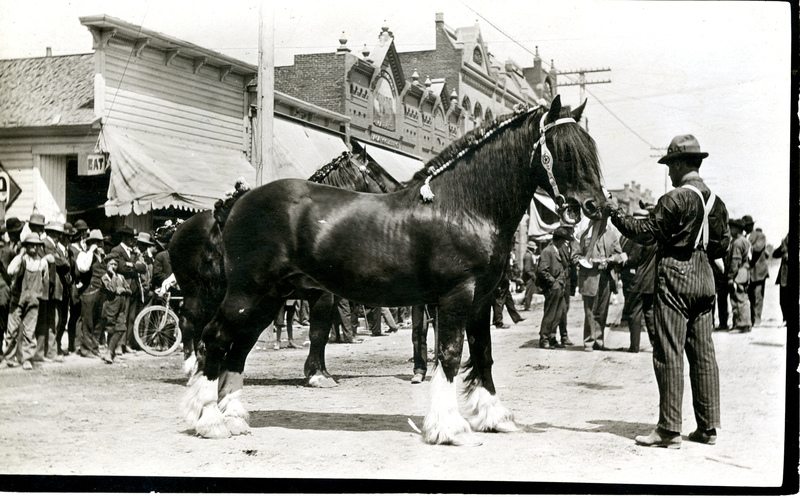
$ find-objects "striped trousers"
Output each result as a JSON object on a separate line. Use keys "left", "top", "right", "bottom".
{"left": 653, "top": 250, "right": 720, "bottom": 433}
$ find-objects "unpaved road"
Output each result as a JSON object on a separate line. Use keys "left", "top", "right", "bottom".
{"left": 0, "top": 260, "right": 793, "bottom": 491}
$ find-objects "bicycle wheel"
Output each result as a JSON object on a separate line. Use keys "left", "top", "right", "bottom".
{"left": 134, "top": 305, "right": 182, "bottom": 356}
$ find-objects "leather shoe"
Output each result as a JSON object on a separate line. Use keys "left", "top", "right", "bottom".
{"left": 687, "top": 428, "right": 717, "bottom": 445}
{"left": 494, "top": 323, "right": 511, "bottom": 329}
{"left": 539, "top": 341, "right": 552, "bottom": 349}
{"left": 514, "top": 318, "right": 526, "bottom": 324}
{"left": 561, "top": 338, "right": 574, "bottom": 346}
{"left": 635, "top": 428, "right": 681, "bottom": 449}
{"left": 411, "top": 373, "right": 424, "bottom": 384}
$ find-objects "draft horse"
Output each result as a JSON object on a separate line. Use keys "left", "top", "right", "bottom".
{"left": 182, "top": 95, "right": 606, "bottom": 445}
{"left": 169, "top": 150, "right": 394, "bottom": 376}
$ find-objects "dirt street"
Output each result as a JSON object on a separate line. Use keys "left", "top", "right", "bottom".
{"left": 0, "top": 260, "right": 792, "bottom": 491}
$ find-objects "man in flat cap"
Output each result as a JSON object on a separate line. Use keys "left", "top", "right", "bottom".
{"left": 727, "top": 218, "right": 752, "bottom": 333}
{"left": 604, "top": 134, "right": 730, "bottom": 449}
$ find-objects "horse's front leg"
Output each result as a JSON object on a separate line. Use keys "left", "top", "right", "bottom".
{"left": 303, "top": 290, "right": 338, "bottom": 388}
{"left": 423, "top": 284, "right": 480, "bottom": 446}
{"left": 459, "top": 296, "right": 520, "bottom": 433}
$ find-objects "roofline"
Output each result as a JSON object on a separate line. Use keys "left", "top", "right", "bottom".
{"left": 271, "top": 90, "right": 351, "bottom": 124}
{"left": 79, "top": 14, "right": 257, "bottom": 76}
{"left": 0, "top": 122, "right": 100, "bottom": 137}
{"left": 0, "top": 53, "right": 93, "bottom": 62}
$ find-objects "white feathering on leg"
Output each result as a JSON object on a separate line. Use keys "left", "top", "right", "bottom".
{"left": 458, "top": 370, "right": 519, "bottom": 433}
{"left": 219, "top": 390, "right": 250, "bottom": 435}
{"left": 422, "top": 366, "right": 478, "bottom": 445}
{"left": 180, "top": 375, "right": 218, "bottom": 427}
{"left": 183, "top": 353, "right": 198, "bottom": 377}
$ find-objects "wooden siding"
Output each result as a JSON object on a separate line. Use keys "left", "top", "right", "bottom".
{"left": 100, "top": 38, "right": 248, "bottom": 151}
{"left": 35, "top": 155, "right": 67, "bottom": 222}
{"left": 0, "top": 134, "right": 97, "bottom": 221}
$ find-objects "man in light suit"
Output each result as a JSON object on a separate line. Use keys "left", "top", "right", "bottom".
{"left": 742, "top": 215, "right": 768, "bottom": 327}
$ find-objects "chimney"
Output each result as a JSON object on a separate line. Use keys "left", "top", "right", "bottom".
{"left": 46, "top": 47, "right": 52, "bottom": 57}
{"left": 435, "top": 12, "right": 444, "bottom": 24}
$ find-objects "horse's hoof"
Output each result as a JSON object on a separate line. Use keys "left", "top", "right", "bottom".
{"left": 450, "top": 432, "right": 483, "bottom": 447}
{"left": 195, "top": 403, "right": 231, "bottom": 439}
{"left": 308, "top": 373, "right": 338, "bottom": 388}
{"left": 493, "top": 419, "right": 522, "bottom": 433}
{"left": 224, "top": 416, "right": 251, "bottom": 436}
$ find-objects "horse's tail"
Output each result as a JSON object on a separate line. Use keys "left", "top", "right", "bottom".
{"left": 213, "top": 178, "right": 252, "bottom": 229}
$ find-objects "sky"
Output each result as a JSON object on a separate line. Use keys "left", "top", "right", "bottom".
{"left": 0, "top": 0, "right": 793, "bottom": 245}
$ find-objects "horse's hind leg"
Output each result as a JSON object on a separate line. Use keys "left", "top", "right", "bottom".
{"left": 422, "top": 285, "right": 480, "bottom": 446}
{"left": 459, "top": 298, "right": 520, "bottom": 433}
{"left": 303, "top": 290, "right": 338, "bottom": 388}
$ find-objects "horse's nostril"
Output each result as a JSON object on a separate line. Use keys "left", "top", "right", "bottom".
{"left": 584, "top": 199, "right": 598, "bottom": 213}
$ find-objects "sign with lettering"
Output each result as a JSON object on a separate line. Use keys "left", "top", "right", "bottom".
{"left": 0, "top": 164, "right": 21, "bottom": 208}
{"left": 85, "top": 152, "right": 110, "bottom": 176}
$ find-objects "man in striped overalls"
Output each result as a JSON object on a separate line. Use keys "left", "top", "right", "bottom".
{"left": 605, "top": 134, "right": 731, "bottom": 449}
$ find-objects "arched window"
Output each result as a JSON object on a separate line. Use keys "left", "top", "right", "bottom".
{"left": 472, "top": 47, "right": 483, "bottom": 66}
{"left": 484, "top": 108, "right": 493, "bottom": 123}
{"left": 462, "top": 96, "right": 471, "bottom": 115}
{"left": 473, "top": 102, "right": 483, "bottom": 127}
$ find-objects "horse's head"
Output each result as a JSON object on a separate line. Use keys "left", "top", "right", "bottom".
{"left": 532, "top": 95, "right": 606, "bottom": 224}
{"left": 311, "top": 150, "right": 391, "bottom": 194}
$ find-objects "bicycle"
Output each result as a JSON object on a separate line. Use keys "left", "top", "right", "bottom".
{"left": 133, "top": 290, "right": 183, "bottom": 356}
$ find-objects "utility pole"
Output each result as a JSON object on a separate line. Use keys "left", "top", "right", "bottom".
{"left": 556, "top": 67, "right": 611, "bottom": 103}
{"left": 257, "top": 0, "right": 275, "bottom": 186}
{"left": 650, "top": 147, "right": 668, "bottom": 194}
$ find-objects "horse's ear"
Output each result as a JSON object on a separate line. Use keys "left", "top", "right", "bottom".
{"left": 571, "top": 99, "right": 587, "bottom": 122}
{"left": 355, "top": 148, "right": 367, "bottom": 164}
{"left": 546, "top": 94, "right": 562, "bottom": 123}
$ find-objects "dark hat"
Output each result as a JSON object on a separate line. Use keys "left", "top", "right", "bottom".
{"left": 22, "top": 233, "right": 44, "bottom": 245}
{"left": 28, "top": 213, "right": 45, "bottom": 226}
{"left": 103, "top": 235, "right": 113, "bottom": 244}
{"left": 742, "top": 215, "right": 754, "bottom": 226}
{"left": 729, "top": 218, "right": 746, "bottom": 230}
{"left": 116, "top": 226, "right": 135, "bottom": 237}
{"left": 63, "top": 222, "right": 75, "bottom": 236}
{"left": 658, "top": 134, "right": 709, "bottom": 164}
{"left": 553, "top": 226, "right": 573, "bottom": 241}
{"left": 73, "top": 220, "right": 89, "bottom": 232}
{"left": 5, "top": 217, "right": 23, "bottom": 233}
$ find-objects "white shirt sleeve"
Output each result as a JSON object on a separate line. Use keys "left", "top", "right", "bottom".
{"left": 76, "top": 249, "right": 95, "bottom": 273}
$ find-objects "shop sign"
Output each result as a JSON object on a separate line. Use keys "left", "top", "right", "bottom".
{"left": 0, "top": 164, "right": 21, "bottom": 208}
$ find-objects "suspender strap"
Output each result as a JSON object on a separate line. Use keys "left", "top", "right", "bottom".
{"left": 681, "top": 184, "right": 716, "bottom": 250}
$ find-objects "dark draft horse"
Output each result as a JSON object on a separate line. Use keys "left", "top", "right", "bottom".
{"left": 169, "top": 150, "right": 395, "bottom": 377}
{"left": 181, "top": 95, "right": 606, "bottom": 445}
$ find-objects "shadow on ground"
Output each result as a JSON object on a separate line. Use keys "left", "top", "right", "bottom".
{"left": 250, "top": 409, "right": 424, "bottom": 433}
{"left": 532, "top": 419, "right": 652, "bottom": 441}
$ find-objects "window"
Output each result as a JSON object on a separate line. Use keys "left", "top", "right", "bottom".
{"left": 484, "top": 108, "right": 493, "bottom": 123}
{"left": 472, "top": 47, "right": 483, "bottom": 66}
{"left": 372, "top": 74, "right": 396, "bottom": 131}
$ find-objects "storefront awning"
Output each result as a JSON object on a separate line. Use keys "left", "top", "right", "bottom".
{"left": 528, "top": 187, "right": 561, "bottom": 237}
{"left": 270, "top": 117, "right": 348, "bottom": 181}
{"left": 102, "top": 126, "right": 256, "bottom": 216}
{"left": 355, "top": 140, "right": 424, "bottom": 184}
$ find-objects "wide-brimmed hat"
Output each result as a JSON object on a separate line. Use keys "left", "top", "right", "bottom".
{"left": 73, "top": 220, "right": 89, "bottom": 232}
{"left": 633, "top": 209, "right": 650, "bottom": 220}
{"left": 729, "top": 218, "right": 746, "bottom": 230}
{"left": 5, "top": 218, "right": 23, "bottom": 233}
{"left": 553, "top": 226, "right": 573, "bottom": 241}
{"left": 658, "top": 134, "right": 709, "bottom": 164}
{"left": 28, "top": 213, "right": 46, "bottom": 227}
{"left": 86, "top": 229, "right": 104, "bottom": 243}
{"left": 22, "top": 233, "right": 44, "bottom": 245}
{"left": 136, "top": 232, "right": 155, "bottom": 245}
{"left": 45, "top": 221, "right": 64, "bottom": 233}
{"left": 116, "top": 226, "right": 135, "bottom": 237}
{"left": 742, "top": 215, "right": 754, "bottom": 227}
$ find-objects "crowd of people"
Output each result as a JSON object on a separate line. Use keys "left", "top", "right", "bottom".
{"left": 0, "top": 215, "right": 174, "bottom": 370}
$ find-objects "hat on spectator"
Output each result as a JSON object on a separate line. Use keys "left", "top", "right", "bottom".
{"left": 28, "top": 213, "right": 45, "bottom": 227}
{"left": 73, "top": 220, "right": 89, "bottom": 232}
{"left": 136, "top": 232, "right": 155, "bottom": 245}
{"left": 63, "top": 222, "right": 75, "bottom": 236}
{"left": 22, "top": 233, "right": 44, "bottom": 245}
{"left": 116, "top": 226, "right": 135, "bottom": 237}
{"left": 742, "top": 215, "right": 754, "bottom": 227}
{"left": 658, "top": 134, "right": 709, "bottom": 164}
{"left": 553, "top": 226, "right": 573, "bottom": 241}
{"left": 5, "top": 218, "right": 23, "bottom": 233}
{"left": 86, "top": 229, "right": 104, "bottom": 243}
{"left": 728, "top": 218, "right": 746, "bottom": 230}
{"left": 45, "top": 221, "right": 64, "bottom": 233}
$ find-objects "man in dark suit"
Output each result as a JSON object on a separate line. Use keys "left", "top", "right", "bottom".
{"left": 606, "top": 134, "right": 730, "bottom": 449}
{"left": 623, "top": 209, "right": 657, "bottom": 353}
{"left": 107, "top": 226, "right": 146, "bottom": 354}
{"left": 742, "top": 215, "right": 768, "bottom": 327}
{"left": 33, "top": 220, "right": 68, "bottom": 363}
{"left": 536, "top": 226, "right": 572, "bottom": 348}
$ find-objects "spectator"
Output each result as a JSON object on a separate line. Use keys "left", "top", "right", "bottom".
{"left": 492, "top": 254, "right": 525, "bottom": 329}
{"left": 136, "top": 232, "right": 157, "bottom": 306}
{"left": 727, "top": 218, "right": 752, "bottom": 333}
{"left": 66, "top": 220, "right": 90, "bottom": 355}
{"left": 623, "top": 209, "right": 657, "bottom": 353}
{"left": 2, "top": 233, "right": 49, "bottom": 370}
{"left": 521, "top": 238, "right": 539, "bottom": 311}
{"left": 537, "top": 226, "right": 573, "bottom": 349}
{"left": 772, "top": 233, "right": 789, "bottom": 326}
{"left": 53, "top": 222, "right": 72, "bottom": 356}
{"left": 107, "top": 227, "right": 146, "bottom": 354}
{"left": 330, "top": 295, "right": 361, "bottom": 344}
{"left": 76, "top": 230, "right": 106, "bottom": 359}
{"left": 742, "top": 215, "right": 768, "bottom": 327}
{"left": 100, "top": 257, "right": 131, "bottom": 364}
{"left": 274, "top": 300, "right": 298, "bottom": 350}
{"left": 35, "top": 221, "right": 67, "bottom": 363}
{"left": 410, "top": 304, "right": 437, "bottom": 384}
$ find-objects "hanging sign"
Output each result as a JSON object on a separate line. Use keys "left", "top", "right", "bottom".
{"left": 0, "top": 164, "right": 21, "bottom": 209}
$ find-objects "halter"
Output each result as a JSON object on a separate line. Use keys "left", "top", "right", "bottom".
{"left": 529, "top": 113, "right": 576, "bottom": 208}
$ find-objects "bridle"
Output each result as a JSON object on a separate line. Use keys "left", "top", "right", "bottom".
{"left": 529, "top": 112, "right": 576, "bottom": 210}
{"left": 358, "top": 163, "right": 389, "bottom": 193}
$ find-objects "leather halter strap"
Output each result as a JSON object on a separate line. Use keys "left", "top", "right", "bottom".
{"left": 530, "top": 114, "right": 576, "bottom": 207}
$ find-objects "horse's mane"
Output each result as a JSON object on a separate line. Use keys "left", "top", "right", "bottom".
{"left": 407, "top": 104, "right": 602, "bottom": 217}
{"left": 308, "top": 151, "right": 363, "bottom": 189}
{"left": 213, "top": 178, "right": 252, "bottom": 227}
